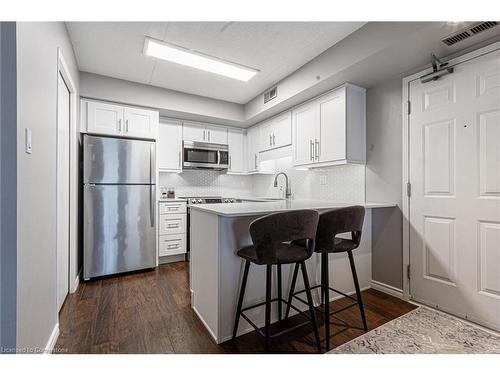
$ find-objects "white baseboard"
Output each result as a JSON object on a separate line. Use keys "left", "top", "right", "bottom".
{"left": 44, "top": 323, "right": 59, "bottom": 354}
{"left": 371, "top": 280, "right": 403, "bottom": 299}
{"left": 192, "top": 305, "right": 219, "bottom": 344}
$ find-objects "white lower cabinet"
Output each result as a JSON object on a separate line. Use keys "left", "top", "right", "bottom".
{"left": 158, "top": 201, "right": 187, "bottom": 258}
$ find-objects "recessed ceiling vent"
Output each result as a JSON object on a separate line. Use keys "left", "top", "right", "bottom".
{"left": 264, "top": 86, "right": 278, "bottom": 104}
{"left": 442, "top": 21, "right": 498, "bottom": 46}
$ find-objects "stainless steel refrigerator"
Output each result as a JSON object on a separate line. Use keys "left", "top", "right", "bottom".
{"left": 83, "top": 135, "right": 156, "bottom": 280}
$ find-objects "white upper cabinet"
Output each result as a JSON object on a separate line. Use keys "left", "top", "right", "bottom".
{"left": 246, "top": 125, "right": 260, "bottom": 173}
{"left": 83, "top": 99, "right": 158, "bottom": 140}
{"left": 182, "top": 122, "right": 205, "bottom": 143}
{"left": 227, "top": 128, "right": 246, "bottom": 174}
{"left": 183, "top": 122, "right": 228, "bottom": 144}
{"left": 123, "top": 107, "right": 159, "bottom": 139}
{"left": 260, "top": 111, "right": 292, "bottom": 151}
{"left": 205, "top": 124, "right": 228, "bottom": 144}
{"left": 292, "top": 102, "right": 319, "bottom": 166}
{"left": 157, "top": 119, "right": 182, "bottom": 172}
{"left": 86, "top": 101, "right": 124, "bottom": 136}
{"left": 292, "top": 84, "right": 365, "bottom": 168}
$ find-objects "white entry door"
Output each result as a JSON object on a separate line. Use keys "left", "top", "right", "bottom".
{"left": 57, "top": 72, "right": 70, "bottom": 312}
{"left": 409, "top": 48, "right": 500, "bottom": 330}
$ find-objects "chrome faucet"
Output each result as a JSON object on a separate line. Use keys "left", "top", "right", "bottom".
{"left": 273, "top": 172, "right": 292, "bottom": 200}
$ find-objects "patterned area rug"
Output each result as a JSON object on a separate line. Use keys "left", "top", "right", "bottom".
{"left": 329, "top": 306, "right": 500, "bottom": 354}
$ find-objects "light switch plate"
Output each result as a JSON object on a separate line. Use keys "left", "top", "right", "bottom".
{"left": 25, "top": 128, "right": 32, "bottom": 154}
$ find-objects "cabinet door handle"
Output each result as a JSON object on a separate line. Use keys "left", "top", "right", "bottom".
{"left": 254, "top": 154, "right": 257, "bottom": 169}
{"left": 315, "top": 139, "right": 320, "bottom": 160}
{"left": 167, "top": 244, "right": 180, "bottom": 249}
{"left": 178, "top": 151, "right": 181, "bottom": 168}
{"left": 310, "top": 140, "right": 314, "bottom": 161}
{"left": 167, "top": 223, "right": 180, "bottom": 228}
{"left": 273, "top": 134, "right": 276, "bottom": 146}
{"left": 203, "top": 129, "right": 206, "bottom": 140}
{"left": 118, "top": 119, "right": 122, "bottom": 133}
{"left": 229, "top": 156, "right": 232, "bottom": 170}
{"left": 208, "top": 130, "right": 211, "bottom": 142}
{"left": 269, "top": 134, "right": 272, "bottom": 147}
{"left": 125, "top": 119, "right": 129, "bottom": 133}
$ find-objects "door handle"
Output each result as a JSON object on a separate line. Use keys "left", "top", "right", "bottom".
{"left": 208, "top": 130, "right": 211, "bottom": 141}
{"left": 273, "top": 134, "right": 275, "bottom": 146}
{"left": 125, "top": 119, "right": 129, "bottom": 133}
{"left": 203, "top": 129, "right": 206, "bottom": 140}
{"left": 178, "top": 151, "right": 181, "bottom": 168}
{"left": 254, "top": 154, "right": 257, "bottom": 169}
{"left": 310, "top": 140, "right": 314, "bottom": 161}
{"left": 269, "top": 134, "right": 272, "bottom": 147}
{"left": 118, "top": 119, "right": 122, "bottom": 133}
{"left": 315, "top": 139, "right": 320, "bottom": 160}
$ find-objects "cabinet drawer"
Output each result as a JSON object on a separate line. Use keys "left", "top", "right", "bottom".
{"left": 159, "top": 234, "right": 186, "bottom": 257}
{"left": 159, "top": 202, "right": 186, "bottom": 214}
{"left": 159, "top": 214, "right": 186, "bottom": 235}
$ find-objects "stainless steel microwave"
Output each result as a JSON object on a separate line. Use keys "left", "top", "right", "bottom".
{"left": 183, "top": 141, "right": 229, "bottom": 171}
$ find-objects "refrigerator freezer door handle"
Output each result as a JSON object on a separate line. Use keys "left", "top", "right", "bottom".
{"left": 150, "top": 142, "right": 155, "bottom": 227}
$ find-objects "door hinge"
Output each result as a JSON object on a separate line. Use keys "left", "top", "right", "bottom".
{"left": 406, "top": 182, "right": 411, "bottom": 197}
{"left": 407, "top": 100, "right": 411, "bottom": 115}
{"left": 407, "top": 264, "right": 411, "bottom": 280}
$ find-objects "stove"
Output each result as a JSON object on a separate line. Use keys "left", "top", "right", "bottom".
{"left": 180, "top": 196, "right": 243, "bottom": 258}
{"left": 181, "top": 196, "right": 243, "bottom": 205}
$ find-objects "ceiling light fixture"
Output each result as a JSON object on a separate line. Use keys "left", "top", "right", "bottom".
{"left": 144, "top": 37, "right": 258, "bottom": 82}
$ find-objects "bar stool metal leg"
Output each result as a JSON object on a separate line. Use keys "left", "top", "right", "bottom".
{"left": 348, "top": 250, "right": 368, "bottom": 331}
{"left": 322, "top": 252, "right": 330, "bottom": 351}
{"left": 232, "top": 260, "right": 250, "bottom": 340}
{"left": 265, "top": 264, "right": 272, "bottom": 351}
{"left": 284, "top": 263, "right": 299, "bottom": 319}
{"left": 301, "top": 261, "right": 322, "bottom": 354}
{"left": 277, "top": 264, "right": 282, "bottom": 321}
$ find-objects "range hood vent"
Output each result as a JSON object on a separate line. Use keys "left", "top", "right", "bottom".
{"left": 442, "top": 22, "right": 498, "bottom": 46}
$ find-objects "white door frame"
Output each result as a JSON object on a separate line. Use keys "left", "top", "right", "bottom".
{"left": 56, "top": 48, "right": 79, "bottom": 295}
{"left": 401, "top": 40, "right": 500, "bottom": 301}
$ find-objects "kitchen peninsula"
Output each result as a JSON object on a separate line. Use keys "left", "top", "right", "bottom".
{"left": 189, "top": 199, "right": 396, "bottom": 343}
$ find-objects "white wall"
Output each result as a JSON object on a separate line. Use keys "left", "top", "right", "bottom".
{"left": 365, "top": 77, "right": 404, "bottom": 290}
{"left": 16, "top": 22, "right": 80, "bottom": 351}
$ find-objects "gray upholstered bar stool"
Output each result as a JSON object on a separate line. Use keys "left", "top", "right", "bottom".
{"left": 232, "top": 209, "right": 322, "bottom": 352}
{"left": 286, "top": 206, "right": 367, "bottom": 351}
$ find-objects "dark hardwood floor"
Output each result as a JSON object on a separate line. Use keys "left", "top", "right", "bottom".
{"left": 55, "top": 262, "right": 417, "bottom": 354}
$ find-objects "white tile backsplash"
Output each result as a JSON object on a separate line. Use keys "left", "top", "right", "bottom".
{"left": 160, "top": 152, "right": 365, "bottom": 201}
{"left": 159, "top": 170, "right": 254, "bottom": 198}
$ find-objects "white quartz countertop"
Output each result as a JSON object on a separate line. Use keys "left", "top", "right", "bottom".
{"left": 188, "top": 199, "right": 397, "bottom": 217}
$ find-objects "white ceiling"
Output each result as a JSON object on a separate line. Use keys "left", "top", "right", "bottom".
{"left": 66, "top": 22, "right": 365, "bottom": 104}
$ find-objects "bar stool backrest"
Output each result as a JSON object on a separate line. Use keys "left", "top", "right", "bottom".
{"left": 249, "top": 209, "right": 319, "bottom": 264}
{"left": 316, "top": 206, "right": 365, "bottom": 252}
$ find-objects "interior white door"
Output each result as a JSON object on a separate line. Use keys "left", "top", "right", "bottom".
{"left": 57, "top": 72, "right": 70, "bottom": 312}
{"left": 409, "top": 48, "right": 500, "bottom": 330}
